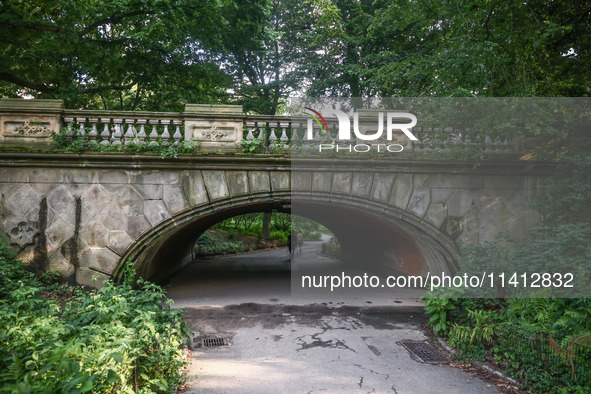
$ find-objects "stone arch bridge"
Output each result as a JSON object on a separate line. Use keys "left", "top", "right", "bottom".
{"left": 0, "top": 153, "right": 549, "bottom": 287}
{"left": 0, "top": 98, "right": 553, "bottom": 287}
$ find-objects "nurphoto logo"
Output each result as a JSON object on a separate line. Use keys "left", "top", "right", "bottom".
{"left": 304, "top": 107, "right": 419, "bottom": 153}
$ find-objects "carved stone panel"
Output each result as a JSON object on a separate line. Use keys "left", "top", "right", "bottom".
{"left": 0, "top": 98, "right": 64, "bottom": 147}
{"left": 186, "top": 120, "right": 243, "bottom": 152}
{"left": 9, "top": 221, "right": 39, "bottom": 247}
{"left": 5, "top": 120, "right": 52, "bottom": 137}
{"left": 184, "top": 103, "right": 244, "bottom": 152}
{"left": 194, "top": 126, "right": 236, "bottom": 142}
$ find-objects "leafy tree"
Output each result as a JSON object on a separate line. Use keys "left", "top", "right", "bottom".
{"left": 359, "top": 0, "right": 591, "bottom": 97}
{"left": 0, "top": 0, "right": 232, "bottom": 110}
{"left": 213, "top": 0, "right": 370, "bottom": 113}
{"left": 212, "top": 0, "right": 282, "bottom": 114}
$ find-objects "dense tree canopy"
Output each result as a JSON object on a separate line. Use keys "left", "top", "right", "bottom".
{"left": 0, "top": 0, "right": 232, "bottom": 110}
{"left": 1, "top": 0, "right": 589, "bottom": 111}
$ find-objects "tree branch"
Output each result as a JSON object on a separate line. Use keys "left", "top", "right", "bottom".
{"left": 78, "top": 10, "right": 158, "bottom": 37}
{"left": 483, "top": 6, "right": 495, "bottom": 41}
{"left": 0, "top": 71, "right": 134, "bottom": 94}
{"left": 2, "top": 17, "right": 62, "bottom": 33}
{"left": 0, "top": 72, "right": 57, "bottom": 94}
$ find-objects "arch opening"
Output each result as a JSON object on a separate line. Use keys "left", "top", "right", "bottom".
{"left": 116, "top": 193, "right": 460, "bottom": 288}
{"left": 191, "top": 211, "right": 339, "bottom": 258}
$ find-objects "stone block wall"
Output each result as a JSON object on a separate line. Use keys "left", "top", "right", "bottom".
{"left": 0, "top": 156, "right": 547, "bottom": 286}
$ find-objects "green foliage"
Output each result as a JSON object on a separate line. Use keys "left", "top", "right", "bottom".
{"left": 537, "top": 140, "right": 591, "bottom": 224}
{"left": 424, "top": 294, "right": 591, "bottom": 390}
{"left": 424, "top": 225, "right": 591, "bottom": 388}
{"left": 271, "top": 212, "right": 290, "bottom": 232}
{"left": 0, "top": 249, "right": 190, "bottom": 393}
{"left": 422, "top": 296, "right": 455, "bottom": 335}
{"left": 241, "top": 138, "right": 263, "bottom": 153}
{"left": 201, "top": 213, "right": 330, "bottom": 254}
{"left": 322, "top": 237, "right": 341, "bottom": 258}
{"left": 449, "top": 309, "right": 505, "bottom": 360}
{"left": 306, "top": 232, "right": 322, "bottom": 241}
{"left": 0, "top": 0, "right": 231, "bottom": 110}
{"left": 2, "top": 0, "right": 589, "bottom": 113}
{"left": 291, "top": 215, "right": 321, "bottom": 239}
{"left": 269, "top": 230, "right": 288, "bottom": 243}
{"left": 268, "top": 140, "right": 288, "bottom": 155}
{"left": 194, "top": 230, "right": 251, "bottom": 256}
{"left": 208, "top": 212, "right": 293, "bottom": 244}
{"left": 353, "top": 1, "right": 591, "bottom": 97}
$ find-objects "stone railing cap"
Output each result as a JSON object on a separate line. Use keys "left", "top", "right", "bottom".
{"left": 184, "top": 103, "right": 243, "bottom": 115}
{"left": 0, "top": 98, "right": 65, "bottom": 113}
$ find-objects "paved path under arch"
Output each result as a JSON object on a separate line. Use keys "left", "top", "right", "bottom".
{"left": 166, "top": 243, "right": 507, "bottom": 393}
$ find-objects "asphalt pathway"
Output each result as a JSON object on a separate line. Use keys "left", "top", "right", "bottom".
{"left": 165, "top": 240, "right": 500, "bottom": 393}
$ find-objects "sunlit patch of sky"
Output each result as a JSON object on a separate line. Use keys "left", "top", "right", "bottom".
{"left": 562, "top": 48, "right": 577, "bottom": 57}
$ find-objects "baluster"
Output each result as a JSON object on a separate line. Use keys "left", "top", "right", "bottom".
{"left": 269, "top": 122, "right": 278, "bottom": 141}
{"left": 257, "top": 122, "right": 265, "bottom": 141}
{"left": 485, "top": 134, "right": 493, "bottom": 152}
{"left": 279, "top": 122, "right": 288, "bottom": 141}
{"left": 173, "top": 120, "right": 183, "bottom": 146}
{"left": 149, "top": 119, "right": 159, "bottom": 145}
{"left": 88, "top": 118, "right": 98, "bottom": 144}
{"left": 279, "top": 122, "right": 289, "bottom": 149}
{"left": 291, "top": 121, "right": 302, "bottom": 144}
{"left": 287, "top": 121, "right": 296, "bottom": 149}
{"left": 124, "top": 119, "right": 136, "bottom": 145}
{"left": 493, "top": 135, "right": 503, "bottom": 153}
{"left": 64, "top": 117, "right": 74, "bottom": 135}
{"left": 504, "top": 138, "right": 512, "bottom": 153}
{"left": 136, "top": 119, "right": 147, "bottom": 145}
{"left": 112, "top": 119, "right": 123, "bottom": 145}
{"left": 301, "top": 118, "right": 312, "bottom": 151}
{"left": 77, "top": 117, "right": 86, "bottom": 137}
{"left": 313, "top": 124, "right": 322, "bottom": 143}
{"left": 161, "top": 119, "right": 171, "bottom": 146}
{"left": 245, "top": 121, "right": 255, "bottom": 140}
{"left": 100, "top": 118, "right": 111, "bottom": 145}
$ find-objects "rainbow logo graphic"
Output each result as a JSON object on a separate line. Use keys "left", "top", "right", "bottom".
{"left": 303, "top": 107, "right": 329, "bottom": 133}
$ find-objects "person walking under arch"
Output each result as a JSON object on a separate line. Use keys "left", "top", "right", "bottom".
{"left": 296, "top": 232, "right": 304, "bottom": 255}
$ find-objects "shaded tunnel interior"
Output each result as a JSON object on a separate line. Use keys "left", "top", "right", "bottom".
{"left": 121, "top": 196, "right": 459, "bottom": 286}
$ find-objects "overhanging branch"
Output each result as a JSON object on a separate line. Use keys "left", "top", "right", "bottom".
{"left": 0, "top": 72, "right": 57, "bottom": 94}
{"left": 78, "top": 10, "right": 158, "bottom": 37}
{"left": 0, "top": 71, "right": 134, "bottom": 94}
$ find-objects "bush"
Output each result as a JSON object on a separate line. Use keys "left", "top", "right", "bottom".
{"left": 306, "top": 232, "right": 322, "bottom": 241}
{"left": 194, "top": 230, "right": 251, "bottom": 256}
{"left": 0, "top": 247, "right": 190, "bottom": 393}
{"left": 270, "top": 230, "right": 288, "bottom": 243}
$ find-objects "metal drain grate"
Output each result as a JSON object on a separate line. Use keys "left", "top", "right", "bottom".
{"left": 398, "top": 340, "right": 449, "bottom": 364}
{"left": 201, "top": 337, "right": 228, "bottom": 347}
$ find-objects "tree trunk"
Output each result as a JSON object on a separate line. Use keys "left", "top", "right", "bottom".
{"left": 262, "top": 212, "right": 272, "bottom": 240}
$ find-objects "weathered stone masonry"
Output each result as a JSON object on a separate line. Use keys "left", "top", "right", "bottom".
{"left": 0, "top": 153, "right": 551, "bottom": 287}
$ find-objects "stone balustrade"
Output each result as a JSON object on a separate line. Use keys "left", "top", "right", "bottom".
{"left": 243, "top": 114, "right": 517, "bottom": 154}
{"left": 61, "top": 110, "right": 184, "bottom": 146}
{"left": 0, "top": 98, "right": 518, "bottom": 154}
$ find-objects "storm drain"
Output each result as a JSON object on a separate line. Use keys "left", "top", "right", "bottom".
{"left": 398, "top": 340, "right": 449, "bottom": 364}
{"left": 201, "top": 337, "right": 229, "bottom": 348}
